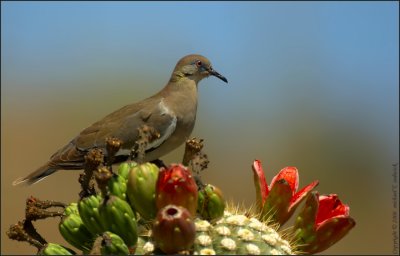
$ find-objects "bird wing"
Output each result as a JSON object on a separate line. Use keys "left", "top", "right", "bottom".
{"left": 49, "top": 98, "right": 177, "bottom": 167}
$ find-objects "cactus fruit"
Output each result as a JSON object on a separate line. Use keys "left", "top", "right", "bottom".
{"left": 126, "top": 162, "right": 159, "bottom": 220}
{"left": 78, "top": 194, "right": 106, "bottom": 235}
{"left": 152, "top": 204, "right": 196, "bottom": 254}
{"left": 59, "top": 203, "right": 94, "bottom": 253}
{"left": 156, "top": 164, "right": 198, "bottom": 216}
{"left": 99, "top": 195, "right": 138, "bottom": 249}
{"left": 198, "top": 184, "right": 226, "bottom": 221}
{"left": 99, "top": 231, "right": 129, "bottom": 255}
{"left": 37, "top": 243, "right": 76, "bottom": 255}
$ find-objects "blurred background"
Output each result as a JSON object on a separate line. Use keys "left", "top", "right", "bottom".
{"left": 1, "top": 2, "right": 398, "bottom": 254}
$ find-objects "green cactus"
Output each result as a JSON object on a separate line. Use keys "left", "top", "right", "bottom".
{"left": 107, "top": 174, "right": 128, "bottom": 200}
{"left": 198, "top": 184, "right": 226, "bottom": 222}
{"left": 116, "top": 161, "right": 137, "bottom": 181}
{"left": 37, "top": 243, "right": 76, "bottom": 255}
{"left": 99, "top": 231, "right": 129, "bottom": 255}
{"left": 78, "top": 194, "right": 106, "bottom": 235}
{"left": 194, "top": 211, "right": 293, "bottom": 255}
{"left": 48, "top": 210, "right": 294, "bottom": 255}
{"left": 59, "top": 204, "right": 94, "bottom": 253}
{"left": 134, "top": 237, "right": 156, "bottom": 255}
{"left": 99, "top": 195, "right": 138, "bottom": 249}
{"left": 134, "top": 210, "right": 293, "bottom": 255}
{"left": 126, "top": 162, "right": 159, "bottom": 220}
{"left": 7, "top": 141, "right": 356, "bottom": 255}
{"left": 63, "top": 202, "right": 79, "bottom": 216}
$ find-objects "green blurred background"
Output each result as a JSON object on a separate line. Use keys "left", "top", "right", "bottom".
{"left": 1, "top": 2, "right": 399, "bottom": 254}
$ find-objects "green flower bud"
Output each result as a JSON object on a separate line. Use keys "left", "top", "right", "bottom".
{"left": 100, "top": 231, "right": 129, "bottom": 255}
{"left": 198, "top": 184, "right": 226, "bottom": 221}
{"left": 127, "top": 163, "right": 159, "bottom": 220}
{"left": 38, "top": 243, "right": 75, "bottom": 255}
{"left": 99, "top": 195, "right": 138, "bottom": 249}
{"left": 59, "top": 204, "right": 94, "bottom": 253}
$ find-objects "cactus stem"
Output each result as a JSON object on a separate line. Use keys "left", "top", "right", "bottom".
{"left": 80, "top": 148, "right": 104, "bottom": 199}
{"left": 25, "top": 196, "right": 65, "bottom": 221}
{"left": 7, "top": 220, "right": 46, "bottom": 250}
{"left": 94, "top": 167, "right": 113, "bottom": 196}
{"left": 105, "top": 137, "right": 123, "bottom": 170}
{"left": 182, "top": 137, "right": 204, "bottom": 166}
{"left": 130, "top": 125, "right": 160, "bottom": 164}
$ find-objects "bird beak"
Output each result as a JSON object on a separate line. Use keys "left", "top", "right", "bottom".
{"left": 209, "top": 68, "right": 228, "bottom": 83}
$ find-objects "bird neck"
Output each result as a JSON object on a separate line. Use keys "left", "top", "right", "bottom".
{"left": 166, "top": 73, "right": 199, "bottom": 92}
{"left": 169, "top": 71, "right": 203, "bottom": 84}
{"left": 162, "top": 75, "right": 198, "bottom": 117}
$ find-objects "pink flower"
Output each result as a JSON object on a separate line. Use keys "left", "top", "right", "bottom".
{"left": 293, "top": 192, "right": 356, "bottom": 254}
{"left": 252, "top": 160, "right": 318, "bottom": 225}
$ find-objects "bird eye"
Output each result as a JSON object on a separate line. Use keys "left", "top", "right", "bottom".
{"left": 195, "top": 60, "right": 202, "bottom": 67}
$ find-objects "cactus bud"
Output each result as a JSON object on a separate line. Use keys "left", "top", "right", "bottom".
{"left": 198, "top": 184, "right": 226, "bottom": 221}
{"left": 38, "top": 243, "right": 75, "bottom": 255}
{"left": 152, "top": 205, "right": 196, "bottom": 254}
{"left": 100, "top": 231, "right": 129, "bottom": 255}
{"left": 59, "top": 203, "right": 94, "bottom": 253}
{"left": 117, "top": 162, "right": 137, "bottom": 181}
{"left": 78, "top": 194, "right": 106, "bottom": 235}
{"left": 107, "top": 174, "right": 128, "bottom": 200}
{"left": 127, "top": 162, "right": 159, "bottom": 220}
{"left": 99, "top": 195, "right": 138, "bottom": 249}
{"left": 156, "top": 164, "right": 198, "bottom": 216}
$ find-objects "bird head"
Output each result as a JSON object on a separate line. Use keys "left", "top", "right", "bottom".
{"left": 171, "top": 54, "right": 228, "bottom": 84}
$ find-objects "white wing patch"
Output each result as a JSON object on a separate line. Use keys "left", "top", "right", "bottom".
{"left": 146, "top": 100, "right": 177, "bottom": 150}
{"left": 115, "top": 99, "right": 177, "bottom": 156}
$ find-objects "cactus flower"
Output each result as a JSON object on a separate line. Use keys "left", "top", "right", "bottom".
{"left": 252, "top": 160, "right": 318, "bottom": 225}
{"left": 156, "top": 164, "right": 198, "bottom": 216}
{"left": 152, "top": 204, "right": 196, "bottom": 254}
{"left": 293, "top": 192, "right": 356, "bottom": 254}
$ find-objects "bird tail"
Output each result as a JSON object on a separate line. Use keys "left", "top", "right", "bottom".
{"left": 12, "top": 163, "right": 57, "bottom": 186}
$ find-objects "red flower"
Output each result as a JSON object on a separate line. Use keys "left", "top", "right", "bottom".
{"left": 156, "top": 164, "right": 198, "bottom": 216}
{"left": 293, "top": 192, "right": 356, "bottom": 254}
{"left": 252, "top": 160, "right": 318, "bottom": 225}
